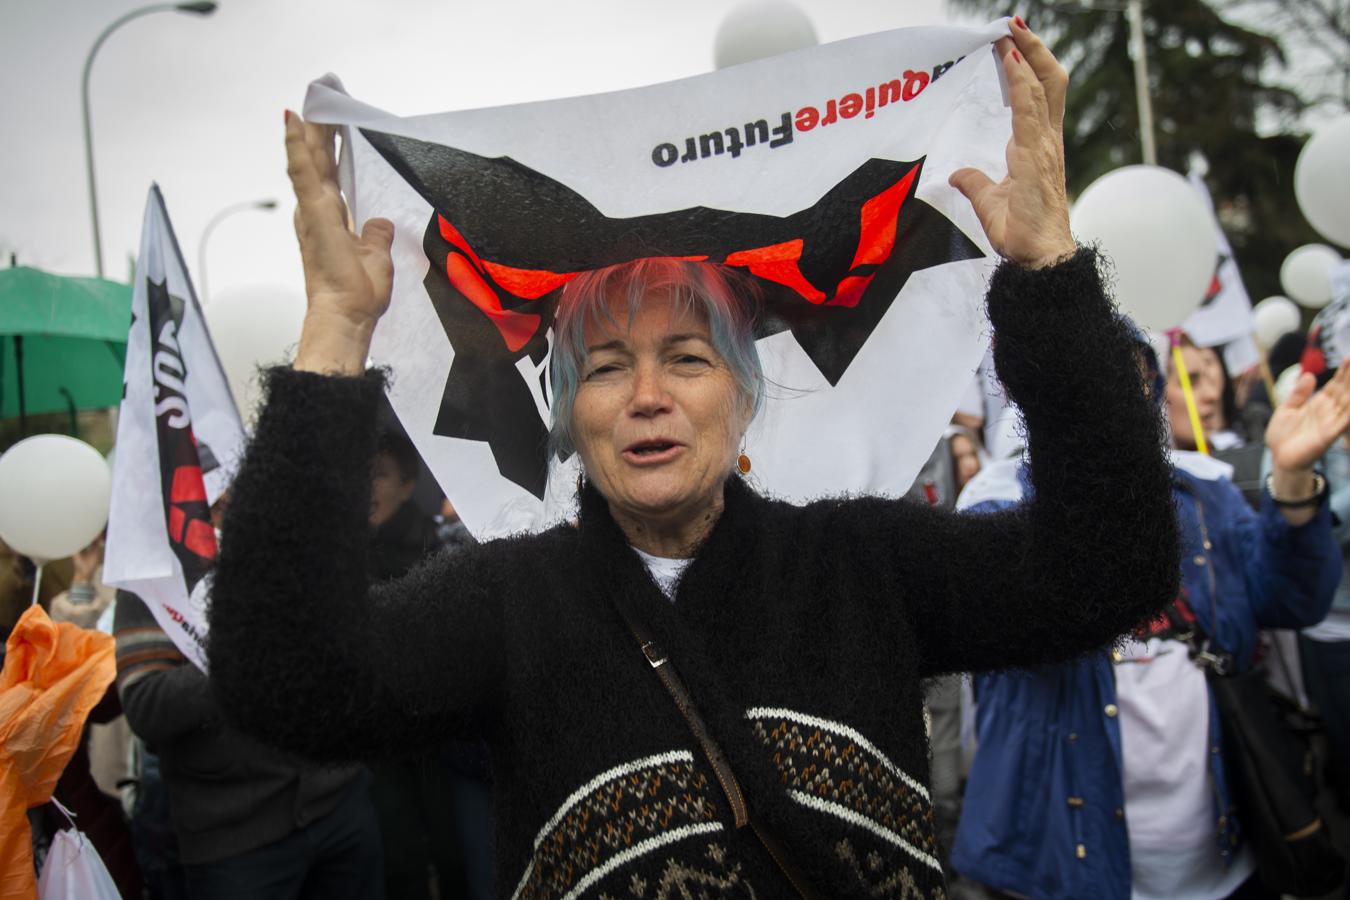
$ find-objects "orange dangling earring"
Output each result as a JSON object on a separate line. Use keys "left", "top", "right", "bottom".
{"left": 737, "top": 437, "right": 752, "bottom": 475}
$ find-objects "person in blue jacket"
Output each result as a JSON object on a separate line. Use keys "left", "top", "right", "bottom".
{"left": 951, "top": 332, "right": 1348, "bottom": 900}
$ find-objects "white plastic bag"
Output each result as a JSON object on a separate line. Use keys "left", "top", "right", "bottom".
{"left": 36, "top": 800, "right": 119, "bottom": 900}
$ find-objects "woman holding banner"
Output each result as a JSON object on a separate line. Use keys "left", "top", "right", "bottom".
{"left": 211, "top": 24, "right": 1178, "bottom": 898}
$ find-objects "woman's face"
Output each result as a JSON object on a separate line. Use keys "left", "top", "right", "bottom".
{"left": 369, "top": 452, "right": 415, "bottom": 529}
{"left": 570, "top": 287, "right": 749, "bottom": 529}
{"left": 1165, "top": 344, "right": 1224, "bottom": 450}
{"left": 950, "top": 434, "right": 981, "bottom": 492}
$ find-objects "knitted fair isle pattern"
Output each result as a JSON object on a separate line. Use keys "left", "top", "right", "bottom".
{"left": 513, "top": 750, "right": 730, "bottom": 899}
{"left": 597, "top": 842, "right": 760, "bottom": 900}
{"left": 747, "top": 708, "right": 944, "bottom": 895}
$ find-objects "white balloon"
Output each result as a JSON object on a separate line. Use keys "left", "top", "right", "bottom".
{"left": 1070, "top": 165, "right": 1217, "bottom": 333}
{"left": 1280, "top": 243, "right": 1343, "bottom": 309}
{"left": 1252, "top": 296, "right": 1302, "bottom": 349}
{"left": 1295, "top": 116, "right": 1350, "bottom": 248}
{"left": 714, "top": 1, "right": 818, "bottom": 69}
{"left": 203, "top": 284, "right": 307, "bottom": 428}
{"left": 0, "top": 435, "right": 112, "bottom": 564}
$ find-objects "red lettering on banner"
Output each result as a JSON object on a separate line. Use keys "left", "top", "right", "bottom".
{"left": 820, "top": 99, "right": 839, "bottom": 127}
{"left": 902, "top": 69, "right": 931, "bottom": 101}
{"left": 650, "top": 54, "right": 968, "bottom": 168}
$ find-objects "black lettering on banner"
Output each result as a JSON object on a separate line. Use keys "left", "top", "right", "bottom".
{"left": 723, "top": 127, "right": 745, "bottom": 158}
{"left": 652, "top": 143, "right": 678, "bottom": 167}
{"left": 655, "top": 114, "right": 794, "bottom": 168}
{"left": 649, "top": 54, "right": 964, "bottom": 170}
{"left": 932, "top": 55, "right": 965, "bottom": 82}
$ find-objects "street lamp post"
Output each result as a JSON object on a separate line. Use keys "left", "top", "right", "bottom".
{"left": 82, "top": 1, "right": 218, "bottom": 278}
{"left": 1126, "top": 0, "right": 1158, "bottom": 165}
{"left": 197, "top": 199, "right": 278, "bottom": 302}
{"left": 1052, "top": 0, "right": 1158, "bottom": 166}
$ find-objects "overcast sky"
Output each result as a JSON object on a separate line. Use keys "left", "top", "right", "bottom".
{"left": 2, "top": 0, "right": 982, "bottom": 302}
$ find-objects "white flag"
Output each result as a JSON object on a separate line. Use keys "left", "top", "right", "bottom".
{"left": 104, "top": 186, "right": 245, "bottom": 671}
{"left": 1184, "top": 172, "right": 1256, "bottom": 351}
{"left": 303, "top": 21, "right": 1013, "bottom": 539}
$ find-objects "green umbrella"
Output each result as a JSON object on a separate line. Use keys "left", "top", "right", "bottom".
{"left": 0, "top": 267, "right": 131, "bottom": 428}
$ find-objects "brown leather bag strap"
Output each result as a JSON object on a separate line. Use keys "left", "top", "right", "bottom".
{"left": 616, "top": 607, "right": 824, "bottom": 900}
{"left": 622, "top": 614, "right": 750, "bottom": 827}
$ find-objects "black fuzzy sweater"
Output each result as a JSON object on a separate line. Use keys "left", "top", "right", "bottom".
{"left": 208, "top": 249, "right": 1178, "bottom": 899}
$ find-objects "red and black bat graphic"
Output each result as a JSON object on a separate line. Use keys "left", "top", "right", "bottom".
{"left": 361, "top": 129, "right": 983, "bottom": 500}
{"left": 145, "top": 277, "right": 216, "bottom": 594}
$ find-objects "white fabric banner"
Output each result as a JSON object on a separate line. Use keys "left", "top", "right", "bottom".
{"left": 303, "top": 21, "right": 1013, "bottom": 539}
{"left": 1183, "top": 172, "right": 1255, "bottom": 350}
{"left": 104, "top": 186, "right": 245, "bottom": 671}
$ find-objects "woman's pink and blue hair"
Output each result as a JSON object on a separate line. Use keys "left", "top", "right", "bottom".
{"left": 548, "top": 259, "right": 764, "bottom": 457}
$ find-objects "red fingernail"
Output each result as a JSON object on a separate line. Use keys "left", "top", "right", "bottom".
{"left": 1012, "top": 49, "right": 1022, "bottom": 62}
{"left": 284, "top": 110, "right": 292, "bottom": 125}
{"left": 1014, "top": 15, "right": 1027, "bottom": 29}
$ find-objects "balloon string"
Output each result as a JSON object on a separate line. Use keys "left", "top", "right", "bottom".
{"left": 30, "top": 563, "right": 44, "bottom": 607}
{"left": 1259, "top": 357, "right": 1281, "bottom": 410}
{"left": 1172, "top": 343, "right": 1210, "bottom": 456}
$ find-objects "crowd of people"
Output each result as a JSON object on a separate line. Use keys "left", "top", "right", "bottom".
{"left": 919, "top": 322, "right": 1350, "bottom": 900}
{"left": 5, "top": 19, "right": 1350, "bottom": 900}
{"left": 12, "top": 429, "right": 491, "bottom": 899}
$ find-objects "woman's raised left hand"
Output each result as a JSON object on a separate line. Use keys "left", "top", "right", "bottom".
{"left": 950, "top": 19, "right": 1077, "bottom": 270}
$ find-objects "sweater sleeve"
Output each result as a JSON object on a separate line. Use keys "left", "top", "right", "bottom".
{"left": 113, "top": 590, "right": 219, "bottom": 745}
{"left": 206, "top": 368, "right": 505, "bottom": 766}
{"left": 841, "top": 249, "right": 1180, "bottom": 677}
{"left": 1239, "top": 491, "right": 1340, "bottom": 630}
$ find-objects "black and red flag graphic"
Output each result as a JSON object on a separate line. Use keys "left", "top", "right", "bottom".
{"left": 144, "top": 278, "right": 216, "bottom": 596}
{"left": 361, "top": 130, "right": 983, "bottom": 499}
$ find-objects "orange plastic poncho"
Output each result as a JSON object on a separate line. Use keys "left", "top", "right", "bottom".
{"left": 0, "top": 604, "right": 115, "bottom": 900}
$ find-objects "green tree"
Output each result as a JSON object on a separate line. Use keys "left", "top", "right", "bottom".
{"left": 1220, "top": 0, "right": 1350, "bottom": 113}
{"left": 952, "top": 0, "right": 1326, "bottom": 302}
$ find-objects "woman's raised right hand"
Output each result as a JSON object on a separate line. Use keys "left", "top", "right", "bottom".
{"left": 285, "top": 110, "right": 395, "bottom": 375}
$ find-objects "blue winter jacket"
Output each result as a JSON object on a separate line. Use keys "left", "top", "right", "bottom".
{"left": 950, "top": 457, "right": 1340, "bottom": 900}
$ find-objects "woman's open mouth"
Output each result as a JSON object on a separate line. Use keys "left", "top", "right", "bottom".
{"left": 622, "top": 440, "right": 685, "bottom": 465}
